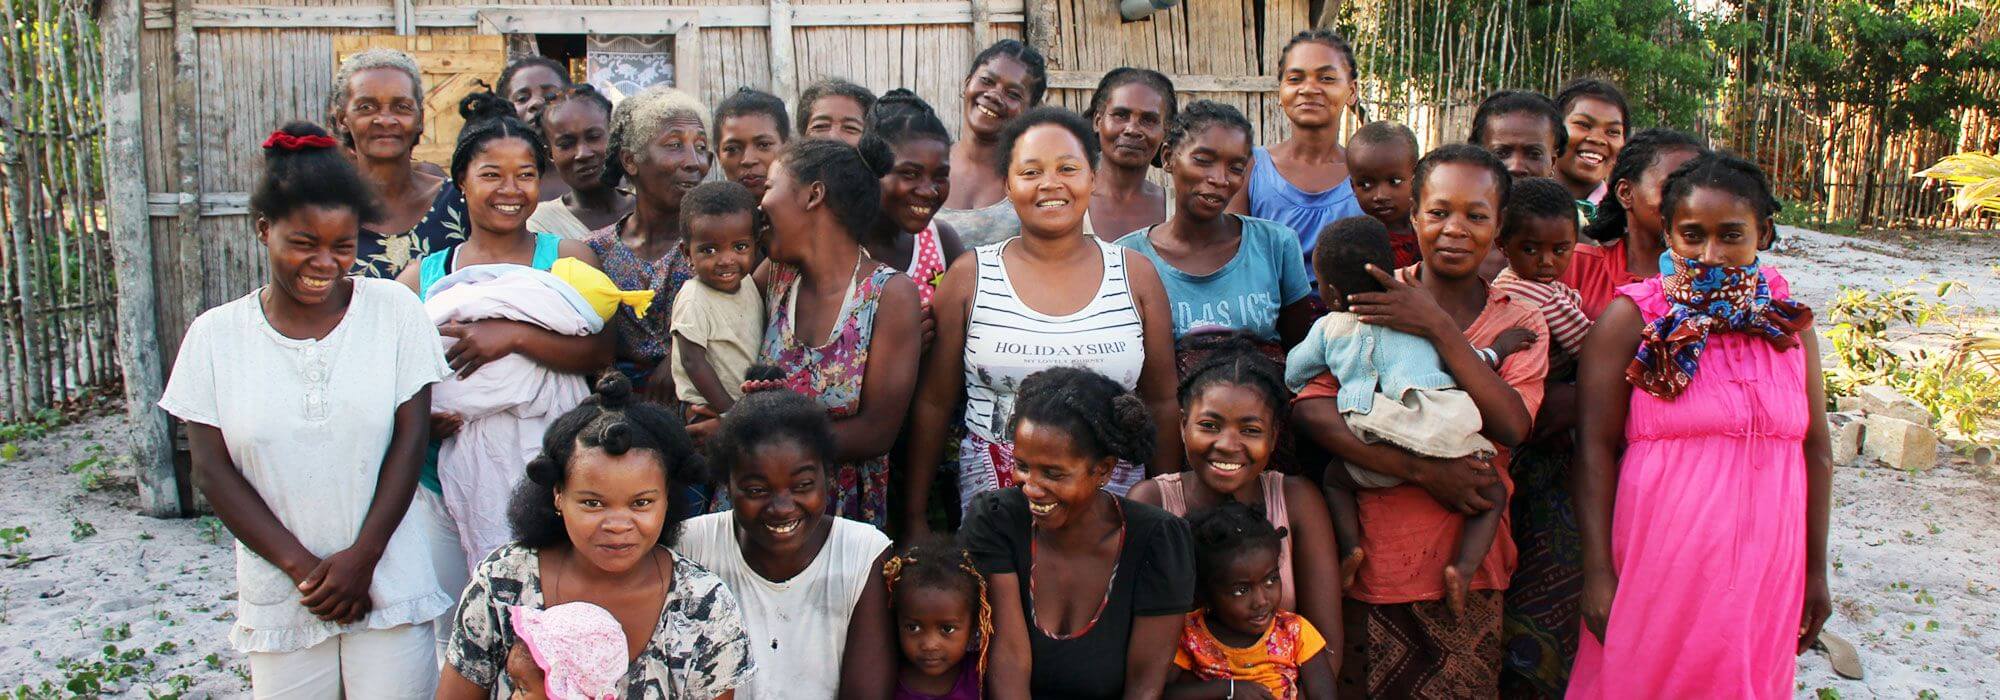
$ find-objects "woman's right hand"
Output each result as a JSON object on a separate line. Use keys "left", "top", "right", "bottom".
{"left": 1405, "top": 454, "right": 1501, "bottom": 514}
{"left": 430, "top": 411, "right": 464, "bottom": 440}
{"left": 1581, "top": 568, "right": 1618, "bottom": 644}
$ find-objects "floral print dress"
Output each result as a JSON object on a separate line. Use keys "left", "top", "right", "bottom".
{"left": 586, "top": 219, "right": 696, "bottom": 377}
{"left": 354, "top": 180, "right": 467, "bottom": 278}
{"left": 759, "top": 261, "right": 900, "bottom": 527}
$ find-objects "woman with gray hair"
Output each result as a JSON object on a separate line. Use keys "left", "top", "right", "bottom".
{"left": 584, "top": 86, "right": 713, "bottom": 408}
{"left": 329, "top": 48, "right": 470, "bottom": 278}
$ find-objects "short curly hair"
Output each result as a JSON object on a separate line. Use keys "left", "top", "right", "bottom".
{"left": 605, "top": 85, "right": 710, "bottom": 189}
{"left": 994, "top": 106, "right": 1099, "bottom": 178}
{"left": 326, "top": 49, "right": 424, "bottom": 146}
{"left": 508, "top": 373, "right": 708, "bottom": 550}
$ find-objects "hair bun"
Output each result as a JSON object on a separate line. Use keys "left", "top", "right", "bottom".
{"left": 592, "top": 371, "right": 633, "bottom": 409}
{"left": 856, "top": 133, "right": 895, "bottom": 178}
{"left": 459, "top": 90, "right": 516, "bottom": 125}
{"left": 1108, "top": 392, "right": 1156, "bottom": 464}
{"left": 524, "top": 454, "right": 562, "bottom": 486}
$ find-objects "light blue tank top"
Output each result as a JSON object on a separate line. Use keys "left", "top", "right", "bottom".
{"left": 1247, "top": 146, "right": 1363, "bottom": 280}
{"left": 417, "top": 232, "right": 563, "bottom": 300}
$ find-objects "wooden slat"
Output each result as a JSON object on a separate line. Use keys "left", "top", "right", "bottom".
{"left": 768, "top": 0, "right": 797, "bottom": 103}
{"left": 1047, "top": 70, "right": 1271, "bottom": 93}
{"left": 142, "top": 1, "right": 1025, "bottom": 29}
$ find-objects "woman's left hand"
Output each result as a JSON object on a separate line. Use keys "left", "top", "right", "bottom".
{"left": 1347, "top": 265, "right": 1456, "bottom": 341}
{"left": 505, "top": 642, "right": 549, "bottom": 699}
{"left": 685, "top": 404, "right": 721, "bottom": 444}
{"left": 1797, "top": 572, "right": 1833, "bottom": 655}
{"left": 439, "top": 320, "right": 527, "bottom": 379}
{"left": 296, "top": 547, "right": 381, "bottom": 624}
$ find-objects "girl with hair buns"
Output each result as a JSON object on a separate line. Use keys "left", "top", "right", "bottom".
{"left": 737, "top": 137, "right": 922, "bottom": 529}
{"left": 903, "top": 107, "right": 1182, "bottom": 536}
{"left": 959, "top": 366, "right": 1196, "bottom": 699}
{"left": 329, "top": 48, "right": 470, "bottom": 278}
{"left": 160, "top": 122, "right": 451, "bottom": 696}
{"left": 527, "top": 85, "right": 634, "bottom": 239}
{"left": 937, "top": 39, "right": 1051, "bottom": 247}
{"left": 437, "top": 372, "right": 755, "bottom": 699}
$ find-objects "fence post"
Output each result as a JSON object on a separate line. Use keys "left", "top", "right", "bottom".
{"left": 103, "top": 0, "right": 179, "bottom": 517}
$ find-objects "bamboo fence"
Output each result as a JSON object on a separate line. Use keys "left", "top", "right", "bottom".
{"left": 0, "top": 0, "right": 119, "bottom": 422}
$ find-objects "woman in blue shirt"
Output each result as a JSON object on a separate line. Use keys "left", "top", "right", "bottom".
{"left": 1227, "top": 29, "right": 1366, "bottom": 279}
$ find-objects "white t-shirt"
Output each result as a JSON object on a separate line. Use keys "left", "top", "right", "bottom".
{"left": 159, "top": 278, "right": 453, "bottom": 653}
{"left": 675, "top": 512, "right": 890, "bottom": 700}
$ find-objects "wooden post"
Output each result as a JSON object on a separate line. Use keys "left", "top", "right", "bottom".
{"left": 673, "top": 24, "right": 704, "bottom": 101}
{"left": 394, "top": 0, "right": 415, "bottom": 35}
{"left": 768, "top": 0, "right": 796, "bottom": 105}
{"left": 1024, "top": 0, "right": 1057, "bottom": 61}
{"left": 103, "top": 0, "right": 178, "bottom": 517}
{"left": 969, "top": 0, "right": 991, "bottom": 60}
{"left": 0, "top": 0, "right": 49, "bottom": 413}
{"left": 170, "top": 0, "right": 201, "bottom": 338}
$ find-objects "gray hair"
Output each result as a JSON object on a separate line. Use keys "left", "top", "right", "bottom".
{"left": 606, "top": 85, "right": 710, "bottom": 186}
{"left": 327, "top": 49, "right": 425, "bottom": 128}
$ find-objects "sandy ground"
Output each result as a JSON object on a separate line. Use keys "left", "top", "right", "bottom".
{"left": 2, "top": 228, "right": 1996, "bottom": 698}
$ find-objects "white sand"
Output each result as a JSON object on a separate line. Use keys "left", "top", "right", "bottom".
{"left": 2, "top": 227, "right": 1996, "bottom": 697}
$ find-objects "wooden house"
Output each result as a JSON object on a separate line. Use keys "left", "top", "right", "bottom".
{"left": 97, "top": 0, "right": 1323, "bottom": 515}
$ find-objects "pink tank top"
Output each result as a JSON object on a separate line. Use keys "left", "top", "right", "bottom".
{"left": 905, "top": 223, "right": 948, "bottom": 309}
{"left": 1154, "top": 471, "right": 1295, "bottom": 612}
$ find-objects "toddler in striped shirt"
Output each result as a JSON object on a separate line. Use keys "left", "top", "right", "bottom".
{"left": 1493, "top": 177, "right": 1594, "bottom": 373}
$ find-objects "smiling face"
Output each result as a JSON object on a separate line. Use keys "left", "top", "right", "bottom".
{"left": 339, "top": 68, "right": 422, "bottom": 162}
{"left": 1203, "top": 545, "right": 1283, "bottom": 641}
{"left": 624, "top": 117, "right": 712, "bottom": 213}
{"left": 1164, "top": 124, "right": 1252, "bottom": 223}
{"left": 962, "top": 57, "right": 1034, "bottom": 137}
{"left": 758, "top": 160, "right": 820, "bottom": 264}
{"left": 258, "top": 205, "right": 359, "bottom": 307}
{"left": 1501, "top": 214, "right": 1578, "bottom": 284}
{"left": 1278, "top": 43, "right": 1355, "bottom": 130}
{"left": 1557, "top": 97, "right": 1627, "bottom": 190}
{"left": 555, "top": 446, "right": 670, "bottom": 574}
{"left": 1006, "top": 124, "right": 1095, "bottom": 238}
{"left": 1415, "top": 162, "right": 1505, "bottom": 280}
{"left": 506, "top": 64, "right": 567, "bottom": 125}
{"left": 1094, "top": 83, "right": 1169, "bottom": 171}
{"left": 881, "top": 137, "right": 952, "bottom": 235}
{"left": 686, "top": 211, "right": 758, "bottom": 294}
{"left": 727, "top": 439, "right": 829, "bottom": 558}
{"left": 804, "top": 95, "right": 868, "bottom": 146}
{"left": 717, "top": 113, "right": 785, "bottom": 198}
{"left": 543, "top": 99, "right": 613, "bottom": 194}
{"left": 462, "top": 137, "right": 542, "bottom": 234}
{"left": 1482, "top": 111, "right": 1560, "bottom": 180}
{"left": 895, "top": 585, "right": 975, "bottom": 682}
{"left": 1347, "top": 141, "right": 1416, "bottom": 231}
{"left": 1618, "top": 147, "right": 1701, "bottom": 242}
{"left": 1181, "top": 382, "right": 1277, "bottom": 497}
{"left": 1010, "top": 419, "right": 1114, "bottom": 531}
{"left": 1665, "top": 186, "right": 1770, "bottom": 268}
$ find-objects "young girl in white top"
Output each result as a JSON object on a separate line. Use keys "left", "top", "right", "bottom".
{"left": 676, "top": 369, "right": 898, "bottom": 699}
{"left": 160, "top": 122, "right": 451, "bottom": 698}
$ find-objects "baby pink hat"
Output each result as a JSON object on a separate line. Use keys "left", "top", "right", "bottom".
{"left": 510, "top": 602, "right": 629, "bottom": 700}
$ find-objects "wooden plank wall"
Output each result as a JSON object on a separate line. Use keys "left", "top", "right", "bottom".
{"left": 136, "top": 0, "right": 1021, "bottom": 364}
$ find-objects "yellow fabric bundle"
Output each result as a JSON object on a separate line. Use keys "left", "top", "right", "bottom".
{"left": 549, "top": 257, "right": 655, "bottom": 321}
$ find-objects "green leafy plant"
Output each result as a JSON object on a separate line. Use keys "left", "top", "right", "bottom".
{"left": 66, "top": 445, "right": 114, "bottom": 491}
{"left": 196, "top": 516, "right": 226, "bottom": 545}
{"left": 69, "top": 518, "right": 96, "bottom": 542}
{"left": 1823, "top": 280, "right": 2000, "bottom": 438}
{"left": 0, "top": 408, "right": 62, "bottom": 443}
{"left": 0, "top": 525, "right": 29, "bottom": 566}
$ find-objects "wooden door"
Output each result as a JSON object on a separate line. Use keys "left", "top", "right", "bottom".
{"left": 333, "top": 35, "right": 508, "bottom": 167}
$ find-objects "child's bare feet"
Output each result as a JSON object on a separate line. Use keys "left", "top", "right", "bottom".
{"left": 1340, "top": 547, "right": 1366, "bottom": 589}
{"left": 1443, "top": 564, "right": 1471, "bottom": 617}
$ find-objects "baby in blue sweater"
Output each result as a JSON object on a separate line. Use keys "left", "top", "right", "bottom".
{"left": 1286, "top": 216, "right": 1532, "bottom": 611}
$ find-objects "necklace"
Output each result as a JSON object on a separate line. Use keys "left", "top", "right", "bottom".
{"left": 1027, "top": 495, "right": 1126, "bottom": 641}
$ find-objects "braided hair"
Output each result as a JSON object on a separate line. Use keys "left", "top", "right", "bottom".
{"left": 1582, "top": 128, "right": 1707, "bottom": 243}
{"left": 508, "top": 373, "right": 708, "bottom": 549}
{"left": 882, "top": 535, "right": 993, "bottom": 683}
{"left": 539, "top": 84, "right": 614, "bottom": 132}
{"left": 251, "top": 122, "right": 383, "bottom": 224}
{"left": 1008, "top": 367, "right": 1155, "bottom": 467}
{"left": 868, "top": 88, "right": 951, "bottom": 149}
{"left": 1502, "top": 177, "right": 1581, "bottom": 243}
{"left": 1086, "top": 67, "right": 1178, "bottom": 124}
{"left": 1159, "top": 100, "right": 1254, "bottom": 167}
{"left": 705, "top": 366, "right": 835, "bottom": 484}
{"left": 1176, "top": 337, "right": 1288, "bottom": 424}
{"left": 797, "top": 78, "right": 879, "bottom": 137}
{"left": 1659, "top": 151, "right": 1783, "bottom": 244}
{"left": 1469, "top": 90, "right": 1566, "bottom": 157}
{"left": 1188, "top": 501, "right": 1288, "bottom": 596}
{"left": 968, "top": 39, "right": 1049, "bottom": 106}
{"left": 714, "top": 86, "right": 792, "bottom": 142}
{"left": 994, "top": 106, "right": 1099, "bottom": 178}
{"left": 452, "top": 91, "right": 552, "bottom": 185}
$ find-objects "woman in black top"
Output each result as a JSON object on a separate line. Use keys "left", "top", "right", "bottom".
{"left": 960, "top": 367, "right": 1194, "bottom": 699}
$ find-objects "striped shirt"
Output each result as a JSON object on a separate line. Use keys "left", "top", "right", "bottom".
{"left": 1492, "top": 268, "right": 1593, "bottom": 358}
{"left": 962, "top": 237, "right": 1146, "bottom": 443}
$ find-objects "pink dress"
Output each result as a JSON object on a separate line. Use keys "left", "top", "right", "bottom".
{"left": 1567, "top": 271, "right": 1808, "bottom": 699}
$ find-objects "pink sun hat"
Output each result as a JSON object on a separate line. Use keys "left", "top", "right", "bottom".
{"left": 510, "top": 602, "right": 629, "bottom": 700}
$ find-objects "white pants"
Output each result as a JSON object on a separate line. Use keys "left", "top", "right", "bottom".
{"left": 417, "top": 488, "right": 469, "bottom": 651}
{"left": 247, "top": 623, "right": 436, "bottom": 699}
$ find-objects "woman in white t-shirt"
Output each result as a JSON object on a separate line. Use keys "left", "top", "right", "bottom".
{"left": 676, "top": 372, "right": 897, "bottom": 699}
{"left": 159, "top": 122, "right": 451, "bottom": 697}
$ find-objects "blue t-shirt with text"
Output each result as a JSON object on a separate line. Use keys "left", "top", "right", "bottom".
{"left": 1115, "top": 215, "right": 1314, "bottom": 343}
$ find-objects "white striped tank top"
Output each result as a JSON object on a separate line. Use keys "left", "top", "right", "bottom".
{"left": 962, "top": 237, "right": 1147, "bottom": 443}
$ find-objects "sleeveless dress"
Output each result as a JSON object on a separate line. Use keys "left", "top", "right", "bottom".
{"left": 1151, "top": 471, "right": 1294, "bottom": 612}
{"left": 1567, "top": 271, "right": 1808, "bottom": 699}
{"left": 585, "top": 218, "right": 697, "bottom": 379}
{"left": 905, "top": 222, "right": 949, "bottom": 309}
{"left": 759, "top": 261, "right": 902, "bottom": 528}
{"left": 958, "top": 237, "right": 1148, "bottom": 509}
{"left": 1246, "top": 146, "right": 1363, "bottom": 279}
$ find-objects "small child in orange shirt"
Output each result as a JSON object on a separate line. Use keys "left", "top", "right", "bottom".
{"left": 1169, "top": 503, "right": 1335, "bottom": 700}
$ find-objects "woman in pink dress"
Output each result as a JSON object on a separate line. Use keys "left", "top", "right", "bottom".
{"left": 1570, "top": 152, "right": 1832, "bottom": 698}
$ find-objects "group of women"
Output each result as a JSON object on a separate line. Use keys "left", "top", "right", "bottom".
{"left": 160, "top": 28, "right": 1831, "bottom": 700}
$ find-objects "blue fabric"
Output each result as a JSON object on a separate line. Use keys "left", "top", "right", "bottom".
{"left": 1246, "top": 146, "right": 1364, "bottom": 280}
{"left": 1115, "top": 215, "right": 1313, "bottom": 342}
{"left": 1282, "top": 312, "right": 1459, "bottom": 413}
{"left": 418, "top": 232, "right": 564, "bottom": 300}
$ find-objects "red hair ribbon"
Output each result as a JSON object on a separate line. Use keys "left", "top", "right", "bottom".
{"left": 262, "top": 131, "right": 338, "bottom": 152}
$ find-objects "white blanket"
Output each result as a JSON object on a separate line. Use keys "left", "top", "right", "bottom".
{"left": 426, "top": 266, "right": 593, "bottom": 573}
